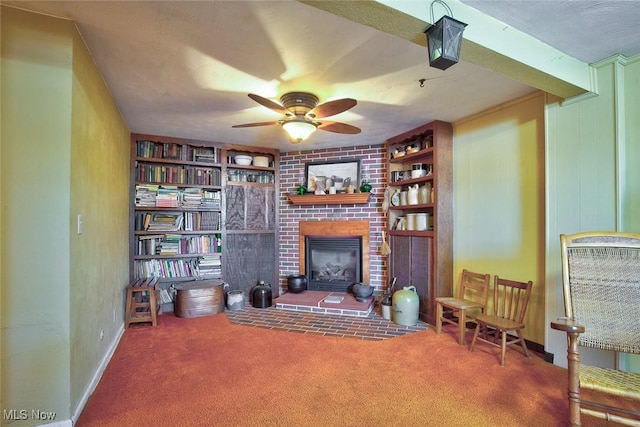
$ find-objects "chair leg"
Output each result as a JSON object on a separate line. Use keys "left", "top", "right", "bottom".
{"left": 500, "top": 330, "right": 507, "bottom": 367}
{"left": 517, "top": 330, "right": 530, "bottom": 359}
{"left": 470, "top": 322, "right": 481, "bottom": 352}
{"left": 458, "top": 310, "right": 466, "bottom": 345}
{"left": 435, "top": 302, "right": 443, "bottom": 334}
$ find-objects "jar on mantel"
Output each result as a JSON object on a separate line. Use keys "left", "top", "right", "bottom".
{"left": 360, "top": 180, "right": 372, "bottom": 193}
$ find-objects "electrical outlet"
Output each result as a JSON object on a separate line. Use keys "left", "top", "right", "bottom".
{"left": 99, "top": 329, "right": 104, "bottom": 341}
{"left": 77, "top": 214, "right": 83, "bottom": 234}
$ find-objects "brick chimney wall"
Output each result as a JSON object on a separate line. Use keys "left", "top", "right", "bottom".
{"left": 278, "top": 144, "right": 388, "bottom": 294}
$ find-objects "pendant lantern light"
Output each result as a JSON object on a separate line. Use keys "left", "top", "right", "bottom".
{"left": 424, "top": 0, "right": 467, "bottom": 70}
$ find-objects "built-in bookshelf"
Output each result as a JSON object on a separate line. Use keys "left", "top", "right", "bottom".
{"left": 130, "top": 134, "right": 280, "bottom": 307}
{"left": 133, "top": 137, "right": 224, "bottom": 282}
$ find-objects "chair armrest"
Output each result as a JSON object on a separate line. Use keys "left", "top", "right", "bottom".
{"left": 550, "top": 317, "right": 585, "bottom": 334}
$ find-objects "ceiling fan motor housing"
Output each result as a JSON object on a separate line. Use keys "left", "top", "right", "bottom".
{"left": 280, "top": 92, "right": 319, "bottom": 117}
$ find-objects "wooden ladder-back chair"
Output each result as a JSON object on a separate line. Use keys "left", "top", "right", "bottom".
{"left": 470, "top": 276, "right": 533, "bottom": 366}
{"left": 435, "top": 269, "right": 491, "bottom": 345}
{"left": 551, "top": 232, "right": 640, "bottom": 426}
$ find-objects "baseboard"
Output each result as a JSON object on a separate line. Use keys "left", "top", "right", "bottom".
{"left": 71, "top": 324, "right": 125, "bottom": 424}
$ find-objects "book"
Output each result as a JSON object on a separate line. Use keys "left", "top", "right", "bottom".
{"left": 324, "top": 296, "right": 344, "bottom": 304}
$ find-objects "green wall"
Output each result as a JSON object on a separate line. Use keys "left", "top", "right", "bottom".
{"left": 1, "top": 7, "right": 130, "bottom": 424}
{"left": 546, "top": 55, "right": 640, "bottom": 369}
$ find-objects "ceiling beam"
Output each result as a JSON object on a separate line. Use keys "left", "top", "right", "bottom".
{"left": 301, "top": 0, "right": 594, "bottom": 99}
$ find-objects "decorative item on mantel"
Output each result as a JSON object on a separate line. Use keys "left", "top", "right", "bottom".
{"left": 359, "top": 165, "right": 372, "bottom": 193}
{"left": 296, "top": 174, "right": 307, "bottom": 195}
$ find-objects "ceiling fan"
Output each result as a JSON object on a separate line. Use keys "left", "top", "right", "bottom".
{"left": 232, "top": 92, "right": 361, "bottom": 143}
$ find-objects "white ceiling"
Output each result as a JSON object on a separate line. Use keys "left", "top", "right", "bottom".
{"left": 4, "top": 0, "right": 639, "bottom": 152}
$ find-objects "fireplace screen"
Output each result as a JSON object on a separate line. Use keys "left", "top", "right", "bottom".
{"left": 305, "top": 236, "right": 362, "bottom": 292}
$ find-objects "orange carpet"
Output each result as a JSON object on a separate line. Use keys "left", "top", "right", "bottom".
{"left": 77, "top": 313, "right": 610, "bottom": 426}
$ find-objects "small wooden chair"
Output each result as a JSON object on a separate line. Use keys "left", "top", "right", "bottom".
{"left": 470, "top": 276, "right": 533, "bottom": 366}
{"left": 125, "top": 277, "right": 159, "bottom": 328}
{"left": 435, "top": 269, "right": 490, "bottom": 345}
{"left": 551, "top": 232, "right": 640, "bottom": 426}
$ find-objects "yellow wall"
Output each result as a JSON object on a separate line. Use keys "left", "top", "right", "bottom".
{"left": 1, "top": 6, "right": 130, "bottom": 424}
{"left": 453, "top": 93, "right": 546, "bottom": 344}
{"left": 69, "top": 13, "right": 131, "bottom": 413}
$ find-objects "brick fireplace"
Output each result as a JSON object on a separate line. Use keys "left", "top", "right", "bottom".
{"left": 278, "top": 144, "right": 386, "bottom": 294}
{"left": 299, "top": 220, "right": 370, "bottom": 290}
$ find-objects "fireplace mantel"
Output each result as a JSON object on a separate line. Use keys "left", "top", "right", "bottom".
{"left": 299, "top": 220, "right": 370, "bottom": 285}
{"left": 287, "top": 193, "right": 370, "bottom": 205}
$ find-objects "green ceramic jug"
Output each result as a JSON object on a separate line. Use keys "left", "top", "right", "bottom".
{"left": 392, "top": 286, "right": 419, "bottom": 326}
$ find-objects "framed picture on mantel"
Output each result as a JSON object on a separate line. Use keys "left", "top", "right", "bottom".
{"left": 305, "top": 160, "right": 361, "bottom": 193}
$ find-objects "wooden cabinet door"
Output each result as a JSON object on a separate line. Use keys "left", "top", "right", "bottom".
{"left": 390, "top": 235, "right": 433, "bottom": 323}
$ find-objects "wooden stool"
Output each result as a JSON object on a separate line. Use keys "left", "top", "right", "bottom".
{"left": 125, "top": 278, "right": 159, "bottom": 328}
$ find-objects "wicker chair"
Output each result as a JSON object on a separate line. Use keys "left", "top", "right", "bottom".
{"left": 551, "top": 232, "right": 640, "bottom": 426}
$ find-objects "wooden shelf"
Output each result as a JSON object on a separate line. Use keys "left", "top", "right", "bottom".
{"left": 287, "top": 193, "right": 371, "bottom": 205}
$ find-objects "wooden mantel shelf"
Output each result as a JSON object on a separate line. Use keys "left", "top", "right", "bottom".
{"left": 287, "top": 193, "right": 371, "bottom": 205}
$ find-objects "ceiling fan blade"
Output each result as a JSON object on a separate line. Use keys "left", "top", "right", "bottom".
{"left": 248, "top": 94, "right": 288, "bottom": 114}
{"left": 317, "top": 121, "right": 361, "bottom": 134}
{"left": 231, "top": 121, "right": 278, "bottom": 128}
{"left": 310, "top": 98, "right": 357, "bottom": 118}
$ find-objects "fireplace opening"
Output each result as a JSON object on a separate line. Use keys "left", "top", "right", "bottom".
{"left": 305, "top": 236, "right": 362, "bottom": 292}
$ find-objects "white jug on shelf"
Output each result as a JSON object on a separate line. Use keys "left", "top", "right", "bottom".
{"left": 407, "top": 184, "right": 419, "bottom": 205}
{"left": 419, "top": 183, "right": 431, "bottom": 204}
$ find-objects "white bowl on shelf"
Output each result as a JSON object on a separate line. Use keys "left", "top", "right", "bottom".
{"left": 253, "top": 155, "right": 269, "bottom": 167}
{"left": 234, "top": 155, "right": 253, "bottom": 165}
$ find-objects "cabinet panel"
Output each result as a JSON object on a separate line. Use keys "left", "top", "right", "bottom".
{"left": 390, "top": 235, "right": 433, "bottom": 323}
{"left": 226, "top": 186, "right": 276, "bottom": 230}
{"left": 225, "top": 186, "right": 246, "bottom": 230}
{"left": 225, "top": 233, "right": 277, "bottom": 296}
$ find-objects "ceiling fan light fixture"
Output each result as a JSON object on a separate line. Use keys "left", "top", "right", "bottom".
{"left": 425, "top": 0, "right": 467, "bottom": 70}
{"left": 282, "top": 120, "right": 317, "bottom": 142}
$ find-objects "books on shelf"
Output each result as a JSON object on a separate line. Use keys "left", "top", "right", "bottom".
{"left": 135, "top": 185, "right": 222, "bottom": 209}
{"left": 146, "top": 213, "right": 184, "bottom": 232}
{"left": 134, "top": 258, "right": 199, "bottom": 279}
{"left": 198, "top": 254, "right": 222, "bottom": 278}
{"left": 134, "top": 255, "right": 221, "bottom": 279}
{"left": 135, "top": 164, "right": 221, "bottom": 185}
{"left": 136, "top": 211, "right": 221, "bottom": 232}
{"left": 156, "top": 186, "right": 180, "bottom": 208}
{"left": 136, "top": 234, "right": 219, "bottom": 256}
{"left": 136, "top": 140, "right": 221, "bottom": 163}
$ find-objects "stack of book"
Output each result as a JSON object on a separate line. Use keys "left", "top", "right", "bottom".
{"left": 182, "top": 187, "right": 204, "bottom": 208}
{"left": 198, "top": 254, "right": 222, "bottom": 278}
{"left": 156, "top": 186, "right": 180, "bottom": 208}
{"left": 146, "top": 213, "right": 184, "bottom": 232}
{"left": 194, "top": 147, "right": 219, "bottom": 163}
{"left": 159, "top": 234, "right": 182, "bottom": 255}
{"left": 135, "top": 185, "right": 159, "bottom": 207}
{"left": 202, "top": 190, "right": 221, "bottom": 208}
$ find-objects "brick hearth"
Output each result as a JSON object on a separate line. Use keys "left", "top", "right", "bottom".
{"left": 275, "top": 291, "right": 374, "bottom": 317}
